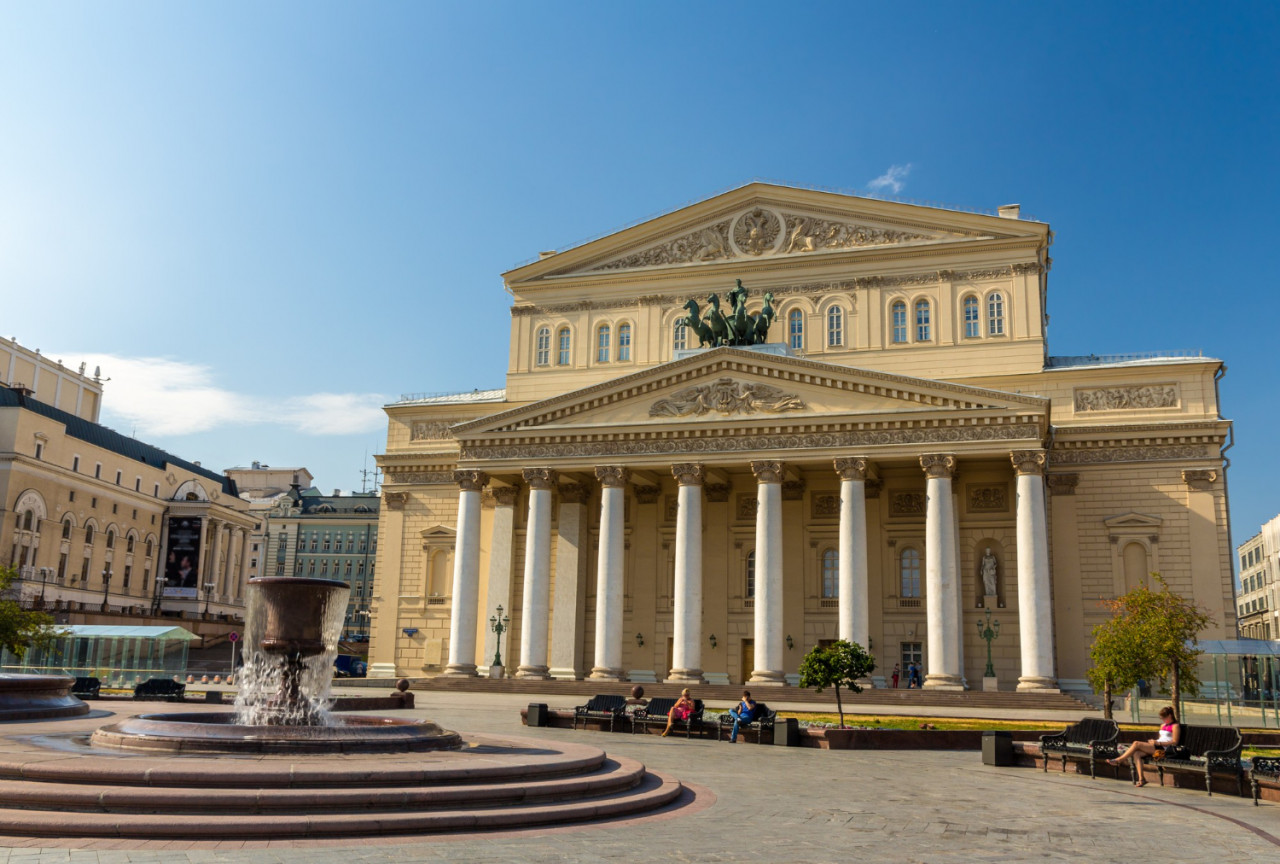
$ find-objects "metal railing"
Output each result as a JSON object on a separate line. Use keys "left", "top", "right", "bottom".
{"left": 1046, "top": 350, "right": 1209, "bottom": 368}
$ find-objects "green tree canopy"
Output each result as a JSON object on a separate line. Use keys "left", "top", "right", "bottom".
{"left": 0, "top": 565, "right": 60, "bottom": 659}
{"left": 798, "top": 639, "right": 875, "bottom": 729}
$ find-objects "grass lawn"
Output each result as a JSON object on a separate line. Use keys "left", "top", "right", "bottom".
{"left": 777, "top": 712, "right": 1066, "bottom": 731}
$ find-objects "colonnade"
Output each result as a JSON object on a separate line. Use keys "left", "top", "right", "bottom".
{"left": 198, "top": 519, "right": 252, "bottom": 605}
{"left": 444, "top": 450, "right": 1056, "bottom": 691}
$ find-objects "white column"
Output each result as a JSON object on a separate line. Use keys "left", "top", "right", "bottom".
{"left": 1012, "top": 450, "right": 1058, "bottom": 692}
{"left": 921, "top": 454, "right": 963, "bottom": 690}
{"left": 669, "top": 463, "right": 705, "bottom": 683}
{"left": 206, "top": 520, "right": 222, "bottom": 602}
{"left": 516, "top": 468, "right": 556, "bottom": 679}
{"left": 445, "top": 470, "right": 488, "bottom": 676}
{"left": 590, "top": 466, "right": 628, "bottom": 680}
{"left": 480, "top": 486, "right": 518, "bottom": 675}
{"left": 834, "top": 457, "right": 870, "bottom": 649}
{"left": 222, "top": 525, "right": 237, "bottom": 600}
{"left": 750, "top": 460, "right": 786, "bottom": 685}
{"left": 237, "top": 528, "right": 252, "bottom": 599}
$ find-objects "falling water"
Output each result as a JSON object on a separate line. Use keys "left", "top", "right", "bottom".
{"left": 233, "top": 578, "right": 349, "bottom": 726}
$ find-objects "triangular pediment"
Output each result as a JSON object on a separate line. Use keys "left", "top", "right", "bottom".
{"left": 454, "top": 348, "right": 1048, "bottom": 438}
{"left": 508, "top": 183, "right": 1043, "bottom": 280}
{"left": 1104, "top": 513, "right": 1164, "bottom": 530}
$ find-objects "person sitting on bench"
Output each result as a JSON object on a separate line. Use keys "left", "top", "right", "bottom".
{"left": 728, "top": 690, "right": 758, "bottom": 743}
{"left": 662, "top": 689, "right": 696, "bottom": 737}
{"left": 1107, "top": 705, "right": 1183, "bottom": 787}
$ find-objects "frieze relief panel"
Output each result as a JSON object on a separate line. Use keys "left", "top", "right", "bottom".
{"left": 1074, "top": 384, "right": 1179, "bottom": 413}
{"left": 811, "top": 493, "right": 840, "bottom": 519}
{"left": 385, "top": 471, "right": 457, "bottom": 485}
{"left": 890, "top": 492, "right": 926, "bottom": 517}
{"left": 1048, "top": 444, "right": 1211, "bottom": 465}
{"left": 736, "top": 494, "right": 759, "bottom": 521}
{"left": 649, "top": 378, "right": 807, "bottom": 417}
{"left": 409, "top": 419, "right": 465, "bottom": 441}
{"left": 966, "top": 483, "right": 1009, "bottom": 514}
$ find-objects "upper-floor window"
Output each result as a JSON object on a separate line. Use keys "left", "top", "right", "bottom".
{"left": 105, "top": 530, "right": 115, "bottom": 549}
{"left": 61, "top": 517, "right": 73, "bottom": 539}
{"left": 557, "top": 327, "right": 571, "bottom": 365}
{"left": 900, "top": 548, "right": 922, "bottom": 597}
{"left": 826, "top": 306, "right": 844, "bottom": 347}
{"left": 114, "top": 470, "right": 122, "bottom": 486}
{"left": 963, "top": 295, "right": 980, "bottom": 338}
{"left": 84, "top": 524, "right": 95, "bottom": 545}
{"left": 673, "top": 320, "right": 688, "bottom": 352}
{"left": 94, "top": 463, "right": 102, "bottom": 479}
{"left": 821, "top": 548, "right": 839, "bottom": 598}
{"left": 987, "top": 292, "right": 1005, "bottom": 336}
{"left": 72, "top": 456, "right": 80, "bottom": 472}
{"left": 535, "top": 326, "right": 551, "bottom": 366}
{"left": 915, "top": 300, "right": 931, "bottom": 342}
{"left": 789, "top": 309, "right": 804, "bottom": 350}
{"left": 746, "top": 550, "right": 756, "bottom": 599}
{"left": 891, "top": 301, "right": 908, "bottom": 343}
{"left": 126, "top": 535, "right": 135, "bottom": 553}
{"left": 145, "top": 539, "right": 153, "bottom": 557}
{"left": 617, "top": 323, "right": 631, "bottom": 361}
{"left": 596, "top": 324, "right": 611, "bottom": 363}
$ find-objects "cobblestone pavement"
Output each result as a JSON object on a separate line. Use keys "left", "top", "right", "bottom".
{"left": 1, "top": 690, "right": 1278, "bottom": 863}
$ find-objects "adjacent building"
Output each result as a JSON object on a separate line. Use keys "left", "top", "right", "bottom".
{"left": 369, "top": 182, "right": 1236, "bottom": 694}
{"left": 1, "top": 337, "right": 104, "bottom": 423}
{"left": 224, "top": 462, "right": 317, "bottom": 584}
{"left": 1237, "top": 514, "right": 1280, "bottom": 640}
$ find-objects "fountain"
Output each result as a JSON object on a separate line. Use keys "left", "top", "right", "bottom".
{"left": 92, "top": 577, "right": 461, "bottom": 753}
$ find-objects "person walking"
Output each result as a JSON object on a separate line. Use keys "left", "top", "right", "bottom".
{"left": 891, "top": 664, "right": 901, "bottom": 689}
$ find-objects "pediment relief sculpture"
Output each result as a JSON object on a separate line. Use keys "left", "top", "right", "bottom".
{"left": 649, "top": 377, "right": 807, "bottom": 418}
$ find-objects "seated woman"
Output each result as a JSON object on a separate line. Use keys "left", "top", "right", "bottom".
{"left": 662, "top": 689, "right": 696, "bottom": 737}
{"left": 1107, "top": 705, "right": 1183, "bottom": 787}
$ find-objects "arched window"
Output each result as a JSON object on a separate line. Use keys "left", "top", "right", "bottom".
{"left": 617, "top": 323, "right": 631, "bottom": 361}
{"left": 105, "top": 530, "right": 115, "bottom": 550}
{"left": 61, "top": 517, "right": 73, "bottom": 540}
{"left": 126, "top": 534, "right": 135, "bottom": 553}
{"left": 557, "top": 327, "right": 571, "bottom": 365}
{"left": 826, "top": 306, "right": 844, "bottom": 347}
{"left": 915, "top": 299, "right": 931, "bottom": 342}
{"left": 535, "top": 327, "right": 551, "bottom": 366}
{"left": 84, "top": 524, "right": 95, "bottom": 545}
{"left": 746, "top": 550, "right": 756, "bottom": 599}
{"left": 788, "top": 309, "right": 804, "bottom": 350}
{"left": 891, "top": 301, "right": 908, "bottom": 343}
{"left": 900, "top": 548, "right": 922, "bottom": 597}
{"left": 987, "top": 292, "right": 1005, "bottom": 336}
{"left": 821, "top": 548, "right": 839, "bottom": 598}
{"left": 596, "top": 324, "right": 611, "bottom": 363}
{"left": 145, "top": 539, "right": 153, "bottom": 557}
{"left": 963, "top": 295, "right": 980, "bottom": 338}
{"left": 673, "top": 320, "right": 688, "bottom": 351}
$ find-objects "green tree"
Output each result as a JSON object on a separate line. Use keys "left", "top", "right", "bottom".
{"left": 0, "top": 565, "right": 60, "bottom": 660}
{"left": 798, "top": 639, "right": 875, "bottom": 728}
{"left": 1087, "top": 575, "right": 1212, "bottom": 718}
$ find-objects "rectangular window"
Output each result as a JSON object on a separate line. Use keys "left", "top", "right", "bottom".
{"left": 34, "top": 443, "right": 43, "bottom": 460}
{"left": 91, "top": 497, "right": 97, "bottom": 508}
{"left": 134, "top": 477, "right": 141, "bottom": 492}
{"left": 618, "top": 324, "right": 631, "bottom": 361}
{"left": 596, "top": 327, "right": 610, "bottom": 363}
{"left": 94, "top": 463, "right": 101, "bottom": 479}
{"left": 115, "top": 470, "right": 122, "bottom": 485}
{"left": 892, "top": 305, "right": 907, "bottom": 343}
{"left": 122, "top": 564, "right": 131, "bottom": 589}
{"left": 558, "top": 329, "right": 571, "bottom": 365}
{"left": 69, "top": 491, "right": 75, "bottom": 503}
{"left": 142, "top": 567, "right": 150, "bottom": 592}
{"left": 153, "top": 483, "right": 159, "bottom": 497}
{"left": 72, "top": 456, "right": 80, "bottom": 472}
{"left": 277, "top": 563, "right": 285, "bottom": 576}
{"left": 901, "top": 641, "right": 923, "bottom": 668}
{"left": 915, "top": 302, "right": 931, "bottom": 342}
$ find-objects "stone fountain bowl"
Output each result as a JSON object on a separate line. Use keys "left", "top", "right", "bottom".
{"left": 0, "top": 674, "right": 89, "bottom": 721}
{"left": 91, "top": 712, "right": 463, "bottom": 754}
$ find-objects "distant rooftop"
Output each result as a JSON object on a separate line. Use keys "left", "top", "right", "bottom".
{"left": 1045, "top": 350, "right": 1217, "bottom": 370}
{"left": 393, "top": 388, "right": 506, "bottom": 406}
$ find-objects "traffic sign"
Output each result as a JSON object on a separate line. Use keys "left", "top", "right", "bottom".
{"left": 228, "top": 632, "right": 240, "bottom": 642}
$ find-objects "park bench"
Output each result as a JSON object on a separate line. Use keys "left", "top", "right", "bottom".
{"left": 1147, "top": 724, "right": 1244, "bottom": 797}
{"left": 1038, "top": 717, "right": 1120, "bottom": 778}
{"left": 71, "top": 676, "right": 101, "bottom": 699}
{"left": 629, "top": 697, "right": 706, "bottom": 738}
{"left": 572, "top": 694, "right": 628, "bottom": 732}
{"left": 1249, "top": 756, "right": 1280, "bottom": 805}
{"left": 133, "top": 678, "right": 186, "bottom": 702}
{"left": 718, "top": 702, "right": 778, "bottom": 744}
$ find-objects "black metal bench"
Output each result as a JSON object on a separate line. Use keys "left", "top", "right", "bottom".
{"left": 1250, "top": 756, "right": 1280, "bottom": 806}
{"left": 572, "top": 694, "right": 627, "bottom": 732}
{"left": 1038, "top": 717, "right": 1120, "bottom": 779}
{"left": 1148, "top": 724, "right": 1244, "bottom": 797}
{"left": 630, "top": 697, "right": 706, "bottom": 738}
{"left": 133, "top": 678, "right": 186, "bottom": 702}
{"left": 718, "top": 703, "right": 778, "bottom": 743}
{"left": 71, "top": 676, "right": 101, "bottom": 699}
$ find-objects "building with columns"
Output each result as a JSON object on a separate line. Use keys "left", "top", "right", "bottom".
{"left": 370, "top": 183, "right": 1236, "bottom": 695}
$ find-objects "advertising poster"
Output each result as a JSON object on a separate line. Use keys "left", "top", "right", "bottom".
{"left": 162, "top": 516, "right": 202, "bottom": 599}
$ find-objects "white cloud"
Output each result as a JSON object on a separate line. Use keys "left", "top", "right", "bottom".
{"left": 58, "top": 353, "right": 390, "bottom": 438}
{"left": 867, "top": 163, "right": 913, "bottom": 194}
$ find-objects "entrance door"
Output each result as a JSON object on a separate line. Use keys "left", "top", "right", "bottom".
{"left": 740, "top": 639, "right": 754, "bottom": 684}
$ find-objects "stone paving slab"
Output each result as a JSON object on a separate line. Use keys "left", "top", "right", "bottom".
{"left": 0, "top": 691, "right": 1277, "bottom": 861}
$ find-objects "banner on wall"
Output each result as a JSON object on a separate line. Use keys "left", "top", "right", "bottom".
{"left": 162, "top": 516, "right": 202, "bottom": 599}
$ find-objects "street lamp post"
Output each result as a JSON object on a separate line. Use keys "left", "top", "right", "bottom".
{"left": 488, "top": 605, "right": 511, "bottom": 667}
{"left": 37, "top": 567, "right": 50, "bottom": 607}
{"left": 977, "top": 608, "right": 1001, "bottom": 679}
{"left": 203, "top": 581, "right": 216, "bottom": 616}
{"left": 100, "top": 569, "right": 113, "bottom": 612}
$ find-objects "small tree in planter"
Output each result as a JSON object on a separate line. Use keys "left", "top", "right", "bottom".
{"left": 798, "top": 640, "right": 875, "bottom": 729}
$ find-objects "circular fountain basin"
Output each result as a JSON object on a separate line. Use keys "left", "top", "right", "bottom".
{"left": 91, "top": 712, "right": 463, "bottom": 754}
{"left": 0, "top": 674, "right": 90, "bottom": 721}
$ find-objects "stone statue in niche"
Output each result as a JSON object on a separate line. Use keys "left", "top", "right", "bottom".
{"left": 980, "top": 547, "right": 999, "bottom": 597}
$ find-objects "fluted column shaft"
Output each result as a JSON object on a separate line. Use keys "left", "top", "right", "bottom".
{"left": 516, "top": 468, "right": 556, "bottom": 679}
{"left": 834, "top": 457, "right": 869, "bottom": 649}
{"left": 1013, "top": 450, "right": 1058, "bottom": 692}
{"left": 921, "top": 455, "right": 963, "bottom": 690}
{"left": 590, "top": 467, "right": 628, "bottom": 680}
{"left": 207, "top": 521, "right": 223, "bottom": 599}
{"left": 445, "top": 470, "right": 488, "bottom": 676}
{"left": 237, "top": 528, "right": 252, "bottom": 599}
{"left": 669, "top": 464, "right": 705, "bottom": 683}
{"left": 750, "top": 460, "right": 786, "bottom": 685}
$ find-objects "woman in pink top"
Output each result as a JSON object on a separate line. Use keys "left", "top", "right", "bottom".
{"left": 662, "top": 689, "right": 696, "bottom": 737}
{"left": 1107, "top": 706, "right": 1182, "bottom": 787}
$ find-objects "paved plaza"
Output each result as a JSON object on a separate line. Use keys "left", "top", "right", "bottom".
{"left": 1, "top": 689, "right": 1278, "bottom": 863}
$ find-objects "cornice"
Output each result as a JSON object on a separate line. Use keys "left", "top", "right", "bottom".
{"left": 1050, "top": 420, "right": 1230, "bottom": 438}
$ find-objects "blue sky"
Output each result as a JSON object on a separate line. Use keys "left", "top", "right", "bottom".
{"left": 2, "top": 3, "right": 1278, "bottom": 561}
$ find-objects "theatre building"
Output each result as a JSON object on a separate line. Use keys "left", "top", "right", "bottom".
{"left": 370, "top": 183, "right": 1235, "bottom": 694}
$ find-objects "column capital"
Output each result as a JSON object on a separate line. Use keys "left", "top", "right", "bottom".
{"left": 1046, "top": 473, "right": 1078, "bottom": 496}
{"left": 833, "top": 457, "right": 869, "bottom": 481}
{"left": 594, "top": 466, "right": 629, "bottom": 488}
{"left": 919, "top": 454, "right": 956, "bottom": 479}
{"left": 383, "top": 491, "right": 408, "bottom": 510}
{"left": 1010, "top": 450, "right": 1047, "bottom": 476}
{"left": 1181, "top": 469, "right": 1219, "bottom": 489}
{"left": 672, "top": 463, "right": 704, "bottom": 486}
{"left": 782, "top": 479, "right": 806, "bottom": 501}
{"left": 521, "top": 467, "right": 558, "bottom": 490}
{"left": 558, "top": 482, "right": 590, "bottom": 505}
{"left": 750, "top": 460, "right": 784, "bottom": 484}
{"left": 453, "top": 470, "right": 489, "bottom": 492}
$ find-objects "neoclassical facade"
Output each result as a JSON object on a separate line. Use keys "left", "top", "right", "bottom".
{"left": 370, "top": 183, "right": 1235, "bottom": 693}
